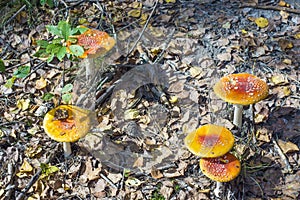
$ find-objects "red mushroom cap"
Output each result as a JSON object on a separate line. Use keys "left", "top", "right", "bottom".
{"left": 213, "top": 73, "right": 269, "bottom": 105}
{"left": 184, "top": 124, "right": 234, "bottom": 158}
{"left": 200, "top": 152, "right": 241, "bottom": 182}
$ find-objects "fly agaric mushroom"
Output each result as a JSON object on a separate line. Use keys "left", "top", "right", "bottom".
{"left": 43, "top": 105, "right": 91, "bottom": 157}
{"left": 184, "top": 124, "right": 234, "bottom": 158}
{"left": 213, "top": 73, "right": 269, "bottom": 128}
{"left": 68, "top": 27, "right": 116, "bottom": 58}
{"left": 200, "top": 152, "right": 241, "bottom": 198}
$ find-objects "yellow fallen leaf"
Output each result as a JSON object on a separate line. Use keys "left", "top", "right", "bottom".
{"left": 241, "top": 29, "right": 248, "bottom": 34}
{"left": 165, "top": 0, "right": 176, "bottom": 3}
{"left": 35, "top": 77, "right": 47, "bottom": 89}
{"left": 271, "top": 74, "right": 287, "bottom": 85}
{"left": 255, "top": 17, "right": 269, "bottom": 28}
{"left": 283, "top": 58, "right": 292, "bottom": 65}
{"left": 169, "top": 95, "right": 178, "bottom": 104}
{"left": 278, "top": 0, "right": 290, "bottom": 7}
{"left": 282, "top": 86, "right": 291, "bottom": 96}
{"left": 280, "top": 10, "right": 289, "bottom": 19}
{"left": 294, "top": 33, "right": 300, "bottom": 39}
{"left": 16, "top": 159, "right": 33, "bottom": 178}
{"left": 278, "top": 39, "right": 293, "bottom": 50}
{"left": 17, "top": 99, "right": 30, "bottom": 111}
{"left": 128, "top": 9, "right": 141, "bottom": 18}
{"left": 20, "top": 159, "right": 33, "bottom": 172}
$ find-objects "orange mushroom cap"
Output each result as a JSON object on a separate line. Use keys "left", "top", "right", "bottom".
{"left": 43, "top": 105, "right": 91, "bottom": 142}
{"left": 213, "top": 73, "right": 269, "bottom": 105}
{"left": 200, "top": 152, "right": 241, "bottom": 182}
{"left": 72, "top": 27, "right": 116, "bottom": 58}
{"left": 184, "top": 124, "right": 234, "bottom": 158}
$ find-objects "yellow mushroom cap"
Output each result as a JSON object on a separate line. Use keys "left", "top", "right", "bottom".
{"left": 213, "top": 73, "right": 269, "bottom": 105}
{"left": 200, "top": 152, "right": 241, "bottom": 182}
{"left": 184, "top": 124, "right": 234, "bottom": 158}
{"left": 43, "top": 105, "right": 91, "bottom": 142}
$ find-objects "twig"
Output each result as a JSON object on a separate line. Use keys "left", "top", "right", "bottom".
{"left": 272, "top": 139, "right": 293, "bottom": 173}
{"left": 153, "top": 28, "right": 176, "bottom": 64}
{"left": 3, "top": 5, "right": 27, "bottom": 28}
{"left": 125, "top": 0, "right": 159, "bottom": 58}
{"left": 99, "top": 173, "right": 118, "bottom": 189}
{"left": 240, "top": 4, "right": 300, "bottom": 14}
{"left": 4, "top": 162, "right": 15, "bottom": 200}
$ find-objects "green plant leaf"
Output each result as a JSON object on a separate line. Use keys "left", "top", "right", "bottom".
{"left": 57, "top": 46, "right": 67, "bottom": 61}
{"left": 62, "top": 93, "right": 72, "bottom": 103}
{"left": 71, "top": 26, "right": 88, "bottom": 35}
{"left": 61, "top": 83, "right": 73, "bottom": 93}
{"left": 47, "top": 53, "right": 54, "bottom": 63}
{"left": 58, "top": 21, "right": 71, "bottom": 40}
{"left": 40, "top": 163, "right": 59, "bottom": 179}
{"left": 46, "top": 25, "right": 61, "bottom": 37}
{"left": 69, "top": 45, "right": 84, "bottom": 57}
{"left": 46, "top": 43, "right": 61, "bottom": 54}
{"left": 36, "top": 40, "right": 49, "bottom": 48}
{"left": 0, "top": 59, "right": 5, "bottom": 72}
{"left": 13, "top": 65, "right": 30, "bottom": 78}
{"left": 4, "top": 77, "right": 16, "bottom": 88}
{"left": 42, "top": 93, "right": 54, "bottom": 101}
{"left": 52, "top": 38, "right": 62, "bottom": 45}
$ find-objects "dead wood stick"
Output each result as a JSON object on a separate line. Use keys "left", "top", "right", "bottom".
{"left": 272, "top": 139, "right": 293, "bottom": 173}
{"left": 125, "top": 0, "right": 159, "bottom": 58}
{"left": 240, "top": 4, "right": 300, "bottom": 14}
{"left": 3, "top": 4, "right": 26, "bottom": 28}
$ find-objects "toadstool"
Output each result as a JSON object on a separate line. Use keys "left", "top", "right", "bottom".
{"left": 43, "top": 105, "right": 91, "bottom": 157}
{"left": 200, "top": 152, "right": 241, "bottom": 197}
{"left": 213, "top": 73, "right": 269, "bottom": 128}
{"left": 184, "top": 124, "right": 234, "bottom": 158}
{"left": 69, "top": 27, "right": 116, "bottom": 59}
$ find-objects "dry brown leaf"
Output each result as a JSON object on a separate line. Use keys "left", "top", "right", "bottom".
{"left": 35, "top": 77, "right": 47, "bottom": 90}
{"left": 277, "top": 140, "right": 299, "bottom": 154}
{"left": 151, "top": 167, "right": 164, "bottom": 179}
{"left": 217, "top": 52, "right": 232, "bottom": 61}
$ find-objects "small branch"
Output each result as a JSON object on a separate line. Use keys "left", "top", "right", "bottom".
{"left": 99, "top": 173, "right": 118, "bottom": 189}
{"left": 3, "top": 5, "right": 27, "bottom": 28}
{"left": 240, "top": 4, "right": 300, "bottom": 14}
{"left": 125, "top": 0, "right": 159, "bottom": 58}
{"left": 272, "top": 139, "right": 293, "bottom": 173}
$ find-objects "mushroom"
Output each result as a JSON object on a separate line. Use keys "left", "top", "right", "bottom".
{"left": 43, "top": 105, "right": 91, "bottom": 157}
{"left": 184, "top": 124, "right": 234, "bottom": 158}
{"left": 200, "top": 152, "right": 241, "bottom": 198}
{"left": 213, "top": 73, "right": 269, "bottom": 128}
{"left": 69, "top": 27, "right": 116, "bottom": 59}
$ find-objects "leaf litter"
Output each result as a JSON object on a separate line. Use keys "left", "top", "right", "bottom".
{"left": 0, "top": 0, "right": 300, "bottom": 199}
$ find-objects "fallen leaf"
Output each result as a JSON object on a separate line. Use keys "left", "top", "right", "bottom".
{"left": 16, "top": 159, "right": 33, "bottom": 178}
{"left": 151, "top": 167, "right": 164, "bottom": 179}
{"left": 278, "top": 39, "right": 293, "bottom": 51}
{"left": 255, "top": 17, "right": 269, "bottom": 28}
{"left": 17, "top": 99, "right": 30, "bottom": 111}
{"left": 280, "top": 10, "right": 289, "bottom": 20}
{"left": 277, "top": 140, "right": 299, "bottom": 153}
{"left": 128, "top": 9, "right": 141, "bottom": 18}
{"left": 217, "top": 52, "right": 231, "bottom": 61}
{"left": 271, "top": 74, "right": 288, "bottom": 85}
{"left": 35, "top": 77, "right": 47, "bottom": 90}
{"left": 125, "top": 177, "right": 142, "bottom": 187}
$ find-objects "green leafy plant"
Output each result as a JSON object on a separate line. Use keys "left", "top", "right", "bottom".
{"left": 4, "top": 65, "right": 30, "bottom": 88}
{"left": 61, "top": 83, "right": 73, "bottom": 104}
{"left": 34, "top": 20, "right": 88, "bottom": 62}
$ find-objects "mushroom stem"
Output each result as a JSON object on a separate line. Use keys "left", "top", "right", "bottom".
{"left": 233, "top": 104, "right": 243, "bottom": 128}
{"left": 63, "top": 142, "right": 72, "bottom": 158}
{"left": 214, "top": 181, "right": 223, "bottom": 198}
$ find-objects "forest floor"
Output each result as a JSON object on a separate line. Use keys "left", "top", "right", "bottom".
{"left": 0, "top": 0, "right": 300, "bottom": 199}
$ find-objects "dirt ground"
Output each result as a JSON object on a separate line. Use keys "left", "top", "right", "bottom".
{"left": 0, "top": 0, "right": 300, "bottom": 199}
